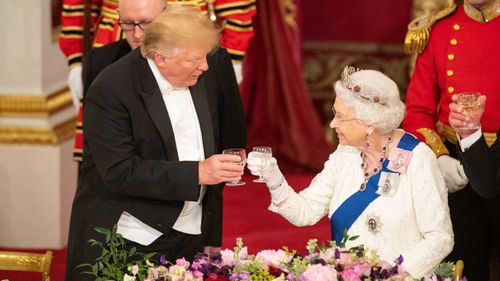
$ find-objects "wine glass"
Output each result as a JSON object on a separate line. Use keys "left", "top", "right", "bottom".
{"left": 222, "top": 148, "right": 246, "bottom": 186}
{"left": 252, "top": 146, "right": 272, "bottom": 183}
{"left": 456, "top": 92, "right": 483, "bottom": 130}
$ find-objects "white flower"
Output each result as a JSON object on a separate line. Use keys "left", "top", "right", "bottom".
{"left": 123, "top": 274, "right": 136, "bottom": 281}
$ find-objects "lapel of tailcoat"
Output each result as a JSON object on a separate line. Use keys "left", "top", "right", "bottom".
{"left": 134, "top": 49, "right": 215, "bottom": 160}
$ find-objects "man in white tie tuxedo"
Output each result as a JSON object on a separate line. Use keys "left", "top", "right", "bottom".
{"left": 65, "top": 7, "right": 247, "bottom": 281}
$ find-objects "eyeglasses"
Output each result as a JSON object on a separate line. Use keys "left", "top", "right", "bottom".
{"left": 118, "top": 20, "right": 153, "bottom": 31}
{"left": 332, "top": 108, "right": 358, "bottom": 123}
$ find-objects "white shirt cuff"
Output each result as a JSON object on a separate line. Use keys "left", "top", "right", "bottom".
{"left": 458, "top": 128, "right": 482, "bottom": 152}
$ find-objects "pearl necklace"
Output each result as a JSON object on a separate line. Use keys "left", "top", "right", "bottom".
{"left": 359, "top": 130, "right": 395, "bottom": 191}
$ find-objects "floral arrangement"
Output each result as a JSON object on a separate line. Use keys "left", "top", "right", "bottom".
{"left": 82, "top": 228, "right": 466, "bottom": 281}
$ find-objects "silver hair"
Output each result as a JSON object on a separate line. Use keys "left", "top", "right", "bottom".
{"left": 334, "top": 69, "right": 405, "bottom": 133}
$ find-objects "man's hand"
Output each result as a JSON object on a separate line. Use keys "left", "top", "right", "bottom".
{"left": 438, "top": 155, "right": 469, "bottom": 193}
{"left": 68, "top": 65, "right": 83, "bottom": 110}
{"left": 448, "top": 94, "right": 486, "bottom": 139}
{"left": 199, "top": 154, "right": 244, "bottom": 185}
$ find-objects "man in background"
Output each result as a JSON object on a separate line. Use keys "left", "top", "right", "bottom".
{"left": 402, "top": 0, "right": 499, "bottom": 279}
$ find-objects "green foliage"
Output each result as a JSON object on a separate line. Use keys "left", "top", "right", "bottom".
{"left": 433, "top": 261, "right": 455, "bottom": 278}
{"left": 250, "top": 268, "right": 277, "bottom": 281}
{"left": 338, "top": 229, "right": 359, "bottom": 248}
{"left": 77, "top": 226, "right": 156, "bottom": 281}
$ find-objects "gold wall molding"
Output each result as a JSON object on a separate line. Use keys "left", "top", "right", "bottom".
{"left": 303, "top": 41, "right": 409, "bottom": 145}
{"left": 0, "top": 88, "right": 73, "bottom": 118}
{"left": 0, "top": 117, "right": 77, "bottom": 145}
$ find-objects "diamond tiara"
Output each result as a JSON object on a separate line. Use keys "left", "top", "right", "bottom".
{"left": 340, "top": 66, "right": 387, "bottom": 105}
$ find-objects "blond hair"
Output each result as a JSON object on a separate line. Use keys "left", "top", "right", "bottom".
{"left": 140, "top": 6, "right": 220, "bottom": 58}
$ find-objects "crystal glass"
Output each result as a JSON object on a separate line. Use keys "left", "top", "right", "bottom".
{"left": 456, "top": 92, "right": 483, "bottom": 130}
{"left": 222, "top": 148, "right": 246, "bottom": 186}
{"left": 252, "top": 146, "right": 272, "bottom": 183}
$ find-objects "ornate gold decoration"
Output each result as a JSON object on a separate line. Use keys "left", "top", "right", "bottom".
{"left": 406, "top": 0, "right": 455, "bottom": 74}
{"left": 280, "top": 0, "right": 297, "bottom": 29}
{"left": 0, "top": 250, "right": 52, "bottom": 281}
{"left": 464, "top": 0, "right": 500, "bottom": 22}
{"left": 416, "top": 127, "right": 450, "bottom": 157}
{"left": 0, "top": 89, "right": 73, "bottom": 118}
{"left": 303, "top": 41, "right": 408, "bottom": 146}
{"left": 0, "top": 118, "right": 76, "bottom": 145}
{"left": 404, "top": 3, "right": 457, "bottom": 55}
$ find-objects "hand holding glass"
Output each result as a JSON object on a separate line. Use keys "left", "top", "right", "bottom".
{"left": 222, "top": 148, "right": 246, "bottom": 186}
{"left": 456, "top": 92, "right": 483, "bottom": 130}
{"left": 252, "top": 146, "right": 272, "bottom": 183}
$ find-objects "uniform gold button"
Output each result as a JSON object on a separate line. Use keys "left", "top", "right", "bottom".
{"left": 448, "top": 86, "right": 454, "bottom": 94}
{"left": 453, "top": 24, "right": 460, "bottom": 30}
{"left": 448, "top": 54, "right": 455, "bottom": 61}
{"left": 450, "top": 39, "right": 458, "bottom": 45}
{"left": 447, "top": 70, "right": 454, "bottom": 77}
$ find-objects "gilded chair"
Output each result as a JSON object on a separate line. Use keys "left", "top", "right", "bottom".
{"left": 0, "top": 250, "right": 52, "bottom": 281}
{"left": 454, "top": 259, "right": 464, "bottom": 281}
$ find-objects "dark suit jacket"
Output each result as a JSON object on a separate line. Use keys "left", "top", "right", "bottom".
{"left": 65, "top": 46, "right": 246, "bottom": 281}
{"left": 83, "top": 40, "right": 131, "bottom": 95}
{"left": 458, "top": 131, "right": 500, "bottom": 198}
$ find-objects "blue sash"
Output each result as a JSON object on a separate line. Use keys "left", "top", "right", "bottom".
{"left": 330, "top": 133, "right": 420, "bottom": 243}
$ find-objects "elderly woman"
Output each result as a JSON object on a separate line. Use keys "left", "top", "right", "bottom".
{"left": 247, "top": 67, "right": 453, "bottom": 278}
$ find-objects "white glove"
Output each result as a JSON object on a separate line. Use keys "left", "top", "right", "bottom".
{"left": 438, "top": 155, "right": 468, "bottom": 193}
{"left": 67, "top": 65, "right": 83, "bottom": 110}
{"left": 247, "top": 152, "right": 283, "bottom": 189}
{"left": 232, "top": 62, "right": 243, "bottom": 84}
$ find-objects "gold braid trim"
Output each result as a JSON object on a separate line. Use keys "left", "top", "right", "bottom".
{"left": 404, "top": 4, "right": 457, "bottom": 55}
{"left": 416, "top": 127, "right": 450, "bottom": 157}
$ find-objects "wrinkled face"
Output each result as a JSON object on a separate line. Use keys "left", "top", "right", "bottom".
{"left": 329, "top": 97, "right": 368, "bottom": 149}
{"left": 118, "top": 0, "right": 165, "bottom": 49}
{"left": 154, "top": 48, "right": 210, "bottom": 88}
{"left": 464, "top": 0, "right": 496, "bottom": 9}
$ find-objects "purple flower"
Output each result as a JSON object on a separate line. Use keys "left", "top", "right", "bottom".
{"left": 159, "top": 255, "right": 168, "bottom": 265}
{"left": 394, "top": 255, "right": 404, "bottom": 265}
{"left": 334, "top": 248, "right": 340, "bottom": 259}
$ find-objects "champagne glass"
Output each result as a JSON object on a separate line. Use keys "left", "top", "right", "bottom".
{"left": 252, "top": 146, "right": 272, "bottom": 183}
{"left": 222, "top": 148, "right": 246, "bottom": 186}
{"left": 456, "top": 92, "right": 483, "bottom": 130}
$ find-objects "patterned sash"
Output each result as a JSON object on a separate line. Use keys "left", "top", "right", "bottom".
{"left": 330, "top": 133, "right": 420, "bottom": 243}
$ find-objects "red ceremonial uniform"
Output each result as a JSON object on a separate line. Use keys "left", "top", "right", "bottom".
{"left": 61, "top": 0, "right": 256, "bottom": 161}
{"left": 403, "top": 5, "right": 500, "bottom": 155}
{"left": 402, "top": 4, "right": 500, "bottom": 280}
{"left": 59, "top": 0, "right": 122, "bottom": 67}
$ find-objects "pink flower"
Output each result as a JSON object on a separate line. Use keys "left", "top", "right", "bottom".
{"left": 338, "top": 252, "right": 353, "bottom": 265}
{"left": 219, "top": 247, "right": 248, "bottom": 267}
{"left": 352, "top": 263, "right": 371, "bottom": 276}
{"left": 301, "top": 264, "right": 338, "bottom": 281}
{"left": 255, "top": 249, "right": 292, "bottom": 269}
{"left": 341, "top": 269, "right": 361, "bottom": 281}
{"left": 175, "top": 257, "right": 190, "bottom": 267}
{"left": 318, "top": 248, "right": 336, "bottom": 262}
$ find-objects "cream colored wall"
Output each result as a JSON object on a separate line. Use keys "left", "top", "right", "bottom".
{"left": 0, "top": 0, "right": 77, "bottom": 249}
{"left": 0, "top": 0, "right": 68, "bottom": 94}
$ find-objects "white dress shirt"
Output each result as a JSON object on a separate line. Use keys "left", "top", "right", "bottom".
{"left": 457, "top": 128, "right": 483, "bottom": 152}
{"left": 148, "top": 58, "right": 206, "bottom": 235}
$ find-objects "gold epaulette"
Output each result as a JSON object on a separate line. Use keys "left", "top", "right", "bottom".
{"left": 404, "top": 4, "right": 457, "bottom": 55}
{"left": 416, "top": 128, "right": 450, "bottom": 157}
